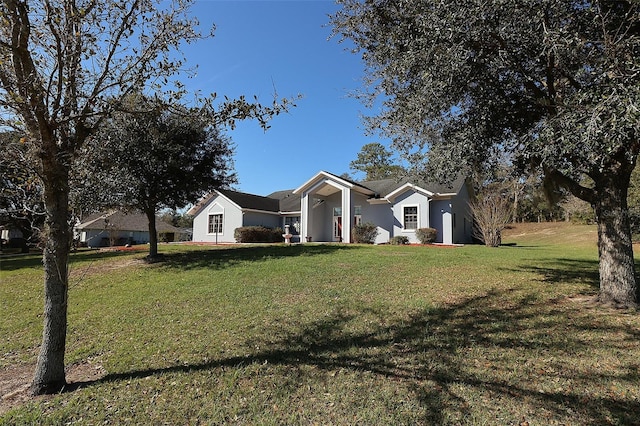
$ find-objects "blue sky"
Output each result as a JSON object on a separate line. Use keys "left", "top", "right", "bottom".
{"left": 182, "top": 0, "right": 380, "bottom": 196}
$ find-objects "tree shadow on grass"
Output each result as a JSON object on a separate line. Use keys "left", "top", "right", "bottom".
{"left": 69, "top": 289, "right": 640, "bottom": 425}
{"left": 1, "top": 244, "right": 359, "bottom": 273}
{"left": 505, "top": 257, "right": 601, "bottom": 290}
{"left": 0, "top": 249, "right": 143, "bottom": 272}
{"left": 159, "top": 244, "right": 361, "bottom": 271}
{"left": 0, "top": 253, "right": 43, "bottom": 271}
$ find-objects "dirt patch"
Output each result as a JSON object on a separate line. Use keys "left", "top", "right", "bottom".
{"left": 0, "top": 364, "right": 32, "bottom": 415}
{"left": 0, "top": 361, "right": 107, "bottom": 415}
{"left": 68, "top": 257, "right": 147, "bottom": 281}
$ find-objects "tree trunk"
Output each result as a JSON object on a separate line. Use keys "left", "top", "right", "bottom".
{"left": 593, "top": 175, "right": 638, "bottom": 308}
{"left": 145, "top": 208, "right": 159, "bottom": 260}
{"left": 31, "top": 163, "right": 70, "bottom": 395}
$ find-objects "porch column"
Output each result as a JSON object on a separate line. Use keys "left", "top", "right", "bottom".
{"left": 342, "top": 188, "right": 351, "bottom": 243}
{"left": 301, "top": 192, "right": 309, "bottom": 242}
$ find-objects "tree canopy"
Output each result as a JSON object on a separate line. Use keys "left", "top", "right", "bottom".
{"left": 349, "top": 142, "right": 405, "bottom": 180}
{"left": 1, "top": 0, "right": 294, "bottom": 394}
{"left": 79, "top": 95, "right": 236, "bottom": 258}
{"left": 332, "top": 0, "right": 640, "bottom": 307}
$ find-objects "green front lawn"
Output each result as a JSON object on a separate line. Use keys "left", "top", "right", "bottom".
{"left": 1, "top": 224, "right": 638, "bottom": 425}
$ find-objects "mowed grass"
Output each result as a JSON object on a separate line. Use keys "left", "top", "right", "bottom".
{"left": 1, "top": 223, "right": 639, "bottom": 425}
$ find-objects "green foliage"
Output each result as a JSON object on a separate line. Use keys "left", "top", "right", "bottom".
{"left": 349, "top": 142, "right": 405, "bottom": 181}
{"left": 77, "top": 95, "right": 237, "bottom": 258}
{"left": 332, "top": 0, "right": 640, "bottom": 306}
{"left": 415, "top": 228, "right": 437, "bottom": 244}
{"left": 234, "top": 226, "right": 284, "bottom": 243}
{"left": 159, "top": 210, "right": 194, "bottom": 229}
{"left": 389, "top": 235, "right": 409, "bottom": 245}
{"left": 331, "top": 1, "right": 640, "bottom": 186}
{"left": 0, "top": 0, "right": 298, "bottom": 394}
{"left": 78, "top": 95, "right": 237, "bottom": 213}
{"left": 351, "top": 222, "right": 379, "bottom": 244}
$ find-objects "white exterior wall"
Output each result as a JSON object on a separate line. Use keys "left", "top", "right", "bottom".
{"left": 299, "top": 178, "right": 355, "bottom": 243}
{"left": 243, "top": 211, "right": 280, "bottom": 229}
{"left": 356, "top": 195, "right": 393, "bottom": 244}
{"left": 392, "top": 191, "right": 431, "bottom": 243}
{"left": 191, "top": 195, "right": 242, "bottom": 243}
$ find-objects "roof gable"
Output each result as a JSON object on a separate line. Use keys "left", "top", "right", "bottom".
{"left": 293, "top": 171, "right": 376, "bottom": 196}
{"left": 188, "top": 189, "right": 285, "bottom": 217}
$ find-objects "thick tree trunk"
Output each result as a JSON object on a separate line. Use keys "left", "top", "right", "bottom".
{"left": 31, "top": 164, "right": 70, "bottom": 395}
{"left": 145, "top": 208, "right": 159, "bottom": 260}
{"left": 593, "top": 176, "right": 638, "bottom": 308}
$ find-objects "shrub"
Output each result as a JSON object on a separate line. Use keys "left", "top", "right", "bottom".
{"left": 234, "top": 226, "right": 283, "bottom": 243}
{"left": 352, "top": 222, "right": 379, "bottom": 244}
{"left": 389, "top": 235, "right": 409, "bottom": 245}
{"left": 415, "top": 227, "right": 437, "bottom": 244}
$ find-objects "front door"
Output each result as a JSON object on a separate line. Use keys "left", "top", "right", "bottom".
{"left": 333, "top": 207, "right": 342, "bottom": 241}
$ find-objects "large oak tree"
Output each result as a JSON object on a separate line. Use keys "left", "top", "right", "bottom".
{"left": 331, "top": 0, "right": 640, "bottom": 307}
{"left": 1, "top": 0, "right": 293, "bottom": 394}
{"left": 78, "top": 95, "right": 236, "bottom": 259}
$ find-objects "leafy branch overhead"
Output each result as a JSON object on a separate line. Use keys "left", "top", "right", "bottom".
{"left": 0, "top": 0, "right": 298, "bottom": 395}
{"left": 331, "top": 0, "right": 640, "bottom": 307}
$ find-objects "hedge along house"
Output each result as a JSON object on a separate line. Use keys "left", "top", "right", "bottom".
{"left": 190, "top": 171, "right": 474, "bottom": 245}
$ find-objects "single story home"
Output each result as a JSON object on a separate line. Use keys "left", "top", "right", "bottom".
{"left": 75, "top": 211, "right": 184, "bottom": 247}
{"left": 189, "top": 171, "right": 474, "bottom": 245}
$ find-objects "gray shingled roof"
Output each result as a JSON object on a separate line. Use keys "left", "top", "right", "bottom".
{"left": 76, "top": 211, "right": 181, "bottom": 233}
{"left": 266, "top": 189, "right": 300, "bottom": 212}
{"left": 219, "top": 189, "right": 280, "bottom": 212}
{"left": 187, "top": 174, "right": 467, "bottom": 218}
{"left": 361, "top": 175, "right": 467, "bottom": 197}
{"left": 187, "top": 189, "right": 286, "bottom": 217}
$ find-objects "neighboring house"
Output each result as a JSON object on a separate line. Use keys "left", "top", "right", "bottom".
{"left": 75, "top": 211, "right": 183, "bottom": 247}
{"left": 190, "top": 171, "right": 474, "bottom": 245}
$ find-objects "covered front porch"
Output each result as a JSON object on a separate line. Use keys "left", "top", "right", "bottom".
{"left": 294, "top": 172, "right": 375, "bottom": 243}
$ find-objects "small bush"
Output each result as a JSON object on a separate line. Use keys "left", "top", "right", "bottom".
{"left": 352, "top": 222, "right": 379, "bottom": 244}
{"left": 415, "top": 227, "right": 437, "bottom": 244}
{"left": 234, "top": 226, "right": 283, "bottom": 243}
{"left": 389, "top": 235, "right": 409, "bottom": 245}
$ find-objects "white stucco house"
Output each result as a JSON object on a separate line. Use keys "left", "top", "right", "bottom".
{"left": 189, "top": 171, "right": 474, "bottom": 245}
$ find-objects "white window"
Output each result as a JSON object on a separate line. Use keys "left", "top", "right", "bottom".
{"left": 333, "top": 207, "right": 342, "bottom": 240}
{"left": 354, "top": 205, "right": 362, "bottom": 226}
{"left": 403, "top": 206, "right": 418, "bottom": 230}
{"left": 208, "top": 214, "right": 223, "bottom": 234}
